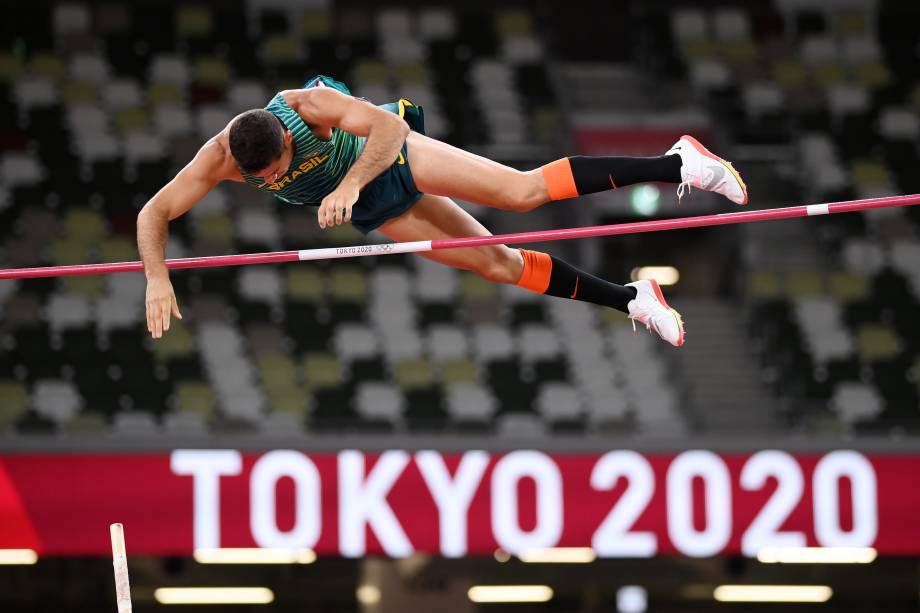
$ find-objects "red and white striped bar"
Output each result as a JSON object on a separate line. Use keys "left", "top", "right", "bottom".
{"left": 1, "top": 194, "right": 918, "bottom": 280}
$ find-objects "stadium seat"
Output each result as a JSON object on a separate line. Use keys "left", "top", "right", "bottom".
{"left": 671, "top": 9, "right": 707, "bottom": 44}
{"left": 301, "top": 11, "right": 334, "bottom": 38}
{"left": 535, "top": 383, "right": 583, "bottom": 426}
{"left": 857, "top": 324, "right": 901, "bottom": 363}
{"left": 162, "top": 410, "right": 208, "bottom": 437}
{"left": 111, "top": 411, "right": 159, "bottom": 437}
{"left": 149, "top": 55, "right": 191, "bottom": 87}
{"left": 390, "top": 357, "right": 429, "bottom": 389}
{"left": 172, "top": 381, "right": 216, "bottom": 418}
{"left": 303, "top": 353, "right": 343, "bottom": 391}
{"left": 333, "top": 324, "right": 379, "bottom": 362}
{"left": 0, "top": 381, "right": 29, "bottom": 431}
{"left": 355, "top": 382, "right": 404, "bottom": 427}
{"left": 830, "top": 381, "right": 883, "bottom": 425}
{"left": 584, "top": 382, "right": 630, "bottom": 429}
{"left": 0, "top": 153, "right": 45, "bottom": 188}
{"left": 64, "top": 411, "right": 108, "bottom": 435}
{"left": 497, "top": 412, "right": 546, "bottom": 437}
{"left": 329, "top": 268, "right": 368, "bottom": 304}
{"left": 418, "top": 8, "right": 456, "bottom": 40}
{"left": 446, "top": 383, "right": 497, "bottom": 428}
{"left": 426, "top": 325, "right": 468, "bottom": 362}
{"left": 32, "top": 379, "right": 82, "bottom": 427}
{"left": 473, "top": 324, "right": 514, "bottom": 362}
{"left": 439, "top": 358, "right": 479, "bottom": 385}
{"left": 176, "top": 6, "right": 214, "bottom": 39}
{"left": 52, "top": 3, "right": 91, "bottom": 35}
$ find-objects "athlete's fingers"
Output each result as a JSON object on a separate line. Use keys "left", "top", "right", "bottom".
{"left": 172, "top": 298, "right": 183, "bottom": 320}
{"left": 344, "top": 203, "right": 352, "bottom": 223}
{"left": 146, "top": 303, "right": 154, "bottom": 336}
{"left": 156, "top": 299, "right": 166, "bottom": 335}
{"left": 318, "top": 203, "right": 326, "bottom": 229}
{"left": 160, "top": 299, "right": 171, "bottom": 334}
{"left": 150, "top": 301, "right": 161, "bottom": 338}
{"left": 150, "top": 301, "right": 160, "bottom": 338}
{"left": 325, "top": 199, "right": 337, "bottom": 228}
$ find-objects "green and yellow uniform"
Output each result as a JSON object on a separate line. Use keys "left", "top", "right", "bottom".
{"left": 241, "top": 75, "right": 426, "bottom": 234}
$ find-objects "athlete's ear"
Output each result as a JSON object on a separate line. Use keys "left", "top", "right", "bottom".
{"left": 284, "top": 130, "right": 293, "bottom": 144}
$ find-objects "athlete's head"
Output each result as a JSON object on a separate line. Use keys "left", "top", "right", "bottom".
{"left": 229, "top": 109, "right": 293, "bottom": 180}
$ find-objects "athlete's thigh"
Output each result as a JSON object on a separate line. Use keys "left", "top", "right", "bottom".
{"left": 377, "top": 193, "right": 522, "bottom": 275}
{"left": 405, "top": 132, "right": 547, "bottom": 208}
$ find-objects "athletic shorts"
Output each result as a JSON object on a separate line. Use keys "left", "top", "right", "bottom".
{"left": 349, "top": 99, "right": 426, "bottom": 235}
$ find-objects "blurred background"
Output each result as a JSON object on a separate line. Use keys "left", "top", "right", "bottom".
{"left": 1, "top": 0, "right": 920, "bottom": 611}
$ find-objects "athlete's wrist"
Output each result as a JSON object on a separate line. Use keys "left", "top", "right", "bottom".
{"left": 340, "top": 175, "right": 363, "bottom": 191}
{"left": 144, "top": 264, "right": 169, "bottom": 281}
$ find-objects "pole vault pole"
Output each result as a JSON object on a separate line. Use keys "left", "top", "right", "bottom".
{"left": 1, "top": 194, "right": 918, "bottom": 280}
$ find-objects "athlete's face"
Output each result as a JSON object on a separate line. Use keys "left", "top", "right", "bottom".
{"left": 253, "top": 130, "right": 295, "bottom": 183}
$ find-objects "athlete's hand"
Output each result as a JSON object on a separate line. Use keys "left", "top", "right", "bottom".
{"left": 318, "top": 181, "right": 359, "bottom": 229}
{"left": 145, "top": 272, "right": 182, "bottom": 339}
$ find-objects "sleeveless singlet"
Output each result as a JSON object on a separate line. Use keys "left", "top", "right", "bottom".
{"left": 241, "top": 76, "right": 363, "bottom": 206}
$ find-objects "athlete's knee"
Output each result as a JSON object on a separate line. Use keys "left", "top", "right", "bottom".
{"left": 516, "top": 170, "right": 550, "bottom": 211}
{"left": 475, "top": 248, "right": 524, "bottom": 284}
{"left": 497, "top": 170, "right": 548, "bottom": 212}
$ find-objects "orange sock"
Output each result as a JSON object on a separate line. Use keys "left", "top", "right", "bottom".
{"left": 516, "top": 249, "right": 553, "bottom": 294}
{"left": 515, "top": 248, "right": 637, "bottom": 313}
{"left": 540, "top": 158, "right": 579, "bottom": 201}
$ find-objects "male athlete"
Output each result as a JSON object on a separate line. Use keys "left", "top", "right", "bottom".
{"left": 139, "top": 76, "right": 747, "bottom": 346}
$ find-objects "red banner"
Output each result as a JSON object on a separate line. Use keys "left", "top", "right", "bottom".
{"left": 1, "top": 450, "right": 918, "bottom": 557}
{"left": 573, "top": 128, "right": 712, "bottom": 157}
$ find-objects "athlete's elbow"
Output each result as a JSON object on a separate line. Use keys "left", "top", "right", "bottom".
{"left": 137, "top": 198, "right": 169, "bottom": 228}
{"left": 137, "top": 198, "right": 157, "bottom": 221}
{"left": 136, "top": 201, "right": 152, "bottom": 225}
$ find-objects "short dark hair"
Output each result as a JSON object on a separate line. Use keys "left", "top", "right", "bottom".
{"left": 229, "top": 109, "right": 285, "bottom": 174}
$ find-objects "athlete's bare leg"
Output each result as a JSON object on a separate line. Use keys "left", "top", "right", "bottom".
{"left": 405, "top": 131, "right": 748, "bottom": 210}
{"left": 378, "top": 192, "right": 685, "bottom": 347}
{"left": 405, "top": 133, "right": 549, "bottom": 212}
{"left": 377, "top": 193, "right": 524, "bottom": 283}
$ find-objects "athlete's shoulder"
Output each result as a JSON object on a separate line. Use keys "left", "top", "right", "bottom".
{"left": 278, "top": 88, "right": 342, "bottom": 131}
{"left": 196, "top": 132, "right": 241, "bottom": 181}
{"left": 279, "top": 75, "right": 353, "bottom": 109}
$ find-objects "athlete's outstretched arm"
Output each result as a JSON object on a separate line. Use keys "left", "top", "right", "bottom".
{"left": 283, "top": 87, "right": 410, "bottom": 228}
{"left": 137, "top": 141, "right": 228, "bottom": 338}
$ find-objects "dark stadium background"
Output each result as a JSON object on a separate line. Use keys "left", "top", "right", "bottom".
{"left": 1, "top": 0, "right": 920, "bottom": 611}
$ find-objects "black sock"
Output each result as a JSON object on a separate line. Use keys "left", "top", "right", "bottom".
{"left": 545, "top": 256, "right": 637, "bottom": 313}
{"left": 569, "top": 155, "right": 682, "bottom": 193}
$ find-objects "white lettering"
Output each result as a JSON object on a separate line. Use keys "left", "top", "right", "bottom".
{"left": 491, "top": 451, "right": 563, "bottom": 553}
{"left": 591, "top": 450, "right": 657, "bottom": 557}
{"left": 171, "top": 450, "right": 242, "bottom": 550}
{"left": 740, "top": 450, "right": 806, "bottom": 556}
{"left": 338, "top": 450, "right": 412, "bottom": 557}
{"left": 415, "top": 450, "right": 489, "bottom": 557}
{"left": 250, "top": 451, "right": 322, "bottom": 549}
{"left": 666, "top": 450, "right": 732, "bottom": 557}
{"left": 813, "top": 451, "right": 878, "bottom": 547}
